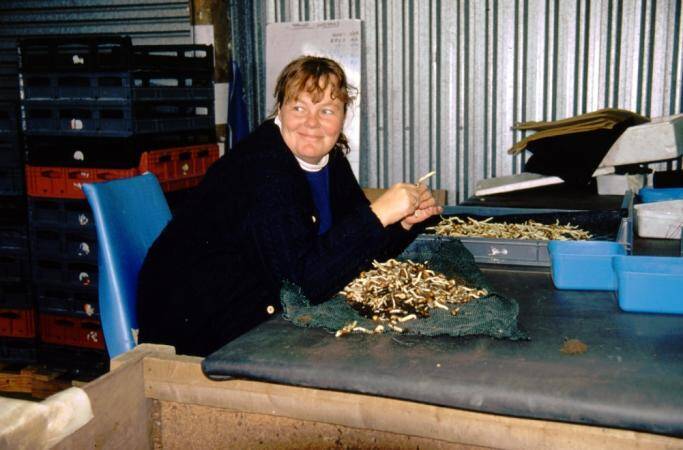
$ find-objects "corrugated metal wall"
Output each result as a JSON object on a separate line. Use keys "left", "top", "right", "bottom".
{"left": 231, "top": 0, "right": 683, "bottom": 203}
{"left": 0, "top": 0, "right": 193, "bottom": 102}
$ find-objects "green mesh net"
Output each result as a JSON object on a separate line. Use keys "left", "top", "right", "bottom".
{"left": 281, "top": 237, "right": 527, "bottom": 340}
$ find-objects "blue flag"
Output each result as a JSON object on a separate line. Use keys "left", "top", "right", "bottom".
{"left": 228, "top": 60, "right": 250, "bottom": 149}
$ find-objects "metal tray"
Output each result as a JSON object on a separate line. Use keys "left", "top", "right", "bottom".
{"left": 418, "top": 192, "right": 633, "bottom": 267}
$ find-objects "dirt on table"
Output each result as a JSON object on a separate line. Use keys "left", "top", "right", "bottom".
{"left": 561, "top": 338, "right": 588, "bottom": 355}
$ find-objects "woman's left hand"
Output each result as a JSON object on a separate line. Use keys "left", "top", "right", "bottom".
{"left": 400, "top": 184, "right": 443, "bottom": 230}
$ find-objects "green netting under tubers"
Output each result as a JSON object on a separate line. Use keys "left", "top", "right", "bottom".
{"left": 280, "top": 237, "right": 527, "bottom": 340}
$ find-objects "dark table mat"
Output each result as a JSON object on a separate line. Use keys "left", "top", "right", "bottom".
{"left": 203, "top": 265, "right": 683, "bottom": 437}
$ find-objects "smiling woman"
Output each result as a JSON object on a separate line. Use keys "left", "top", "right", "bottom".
{"left": 278, "top": 86, "right": 344, "bottom": 164}
{"left": 135, "top": 55, "right": 443, "bottom": 356}
{"left": 273, "top": 56, "right": 353, "bottom": 164}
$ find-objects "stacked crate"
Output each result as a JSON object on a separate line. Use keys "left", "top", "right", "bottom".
{"left": 19, "top": 36, "right": 218, "bottom": 375}
{"left": 1, "top": 99, "right": 36, "bottom": 364}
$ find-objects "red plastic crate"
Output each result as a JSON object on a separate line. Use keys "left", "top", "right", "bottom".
{"left": 139, "top": 143, "right": 218, "bottom": 180}
{"left": 39, "top": 313, "right": 104, "bottom": 350}
{"left": 25, "top": 142, "right": 218, "bottom": 199}
{"left": 0, "top": 308, "right": 36, "bottom": 338}
{"left": 26, "top": 166, "right": 137, "bottom": 199}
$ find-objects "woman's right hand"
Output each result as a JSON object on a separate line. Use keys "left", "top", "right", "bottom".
{"left": 370, "top": 183, "right": 422, "bottom": 227}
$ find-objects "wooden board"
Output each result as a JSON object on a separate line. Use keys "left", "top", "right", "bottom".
{"left": 50, "top": 345, "right": 683, "bottom": 449}
{"left": 53, "top": 345, "right": 167, "bottom": 450}
{"left": 139, "top": 346, "right": 682, "bottom": 450}
{"left": 0, "top": 364, "right": 72, "bottom": 399}
{"left": 157, "top": 401, "right": 481, "bottom": 450}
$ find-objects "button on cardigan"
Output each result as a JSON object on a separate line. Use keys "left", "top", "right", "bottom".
{"left": 137, "top": 119, "right": 417, "bottom": 356}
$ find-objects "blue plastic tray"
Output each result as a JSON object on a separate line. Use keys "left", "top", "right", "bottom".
{"left": 613, "top": 255, "right": 683, "bottom": 314}
{"left": 548, "top": 240, "right": 626, "bottom": 290}
{"left": 639, "top": 187, "right": 683, "bottom": 203}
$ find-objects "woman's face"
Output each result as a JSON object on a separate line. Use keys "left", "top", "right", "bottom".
{"left": 278, "top": 83, "right": 345, "bottom": 164}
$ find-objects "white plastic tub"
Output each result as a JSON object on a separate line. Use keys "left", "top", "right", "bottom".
{"left": 634, "top": 200, "right": 683, "bottom": 239}
{"left": 596, "top": 174, "right": 647, "bottom": 195}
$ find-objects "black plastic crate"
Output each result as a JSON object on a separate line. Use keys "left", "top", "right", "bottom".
{"left": 20, "top": 36, "right": 212, "bottom": 74}
{"left": 0, "top": 165, "right": 24, "bottom": 195}
{"left": 0, "top": 282, "right": 32, "bottom": 309}
{"left": 0, "top": 196, "right": 27, "bottom": 228}
{"left": 132, "top": 44, "right": 213, "bottom": 72}
{"left": 34, "top": 283, "right": 99, "bottom": 318}
{"left": 0, "top": 249, "right": 30, "bottom": 283}
{"left": 23, "top": 72, "right": 133, "bottom": 101}
{"left": 0, "top": 337, "right": 37, "bottom": 364}
{"left": 29, "top": 225, "right": 97, "bottom": 262}
{"left": 0, "top": 73, "right": 20, "bottom": 103}
{"left": 132, "top": 71, "right": 213, "bottom": 101}
{"left": 0, "top": 102, "right": 19, "bottom": 133}
{"left": 20, "top": 36, "right": 133, "bottom": 73}
{"left": 24, "top": 98, "right": 214, "bottom": 137}
{"left": 24, "top": 102, "right": 134, "bottom": 136}
{"left": 31, "top": 257, "right": 98, "bottom": 290}
{"left": 134, "top": 100, "right": 214, "bottom": 134}
{"left": 0, "top": 131, "right": 22, "bottom": 166}
{"left": 22, "top": 71, "right": 213, "bottom": 102}
{"left": 0, "top": 225, "right": 27, "bottom": 250}
{"left": 28, "top": 198, "right": 95, "bottom": 232}
{"left": 38, "top": 343, "right": 107, "bottom": 378}
{"left": 25, "top": 129, "right": 215, "bottom": 168}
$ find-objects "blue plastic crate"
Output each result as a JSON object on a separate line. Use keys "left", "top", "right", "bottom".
{"left": 548, "top": 240, "right": 626, "bottom": 290}
{"left": 639, "top": 187, "right": 683, "bottom": 203}
{"left": 613, "top": 255, "right": 683, "bottom": 314}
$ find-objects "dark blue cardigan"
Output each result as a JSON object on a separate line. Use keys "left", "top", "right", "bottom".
{"left": 137, "top": 119, "right": 417, "bottom": 355}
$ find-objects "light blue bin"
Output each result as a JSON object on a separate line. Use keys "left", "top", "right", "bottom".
{"left": 639, "top": 187, "right": 683, "bottom": 203}
{"left": 548, "top": 240, "right": 626, "bottom": 290}
{"left": 613, "top": 255, "right": 683, "bottom": 314}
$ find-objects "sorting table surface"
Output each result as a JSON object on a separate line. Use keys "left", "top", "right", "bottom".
{"left": 203, "top": 264, "right": 683, "bottom": 437}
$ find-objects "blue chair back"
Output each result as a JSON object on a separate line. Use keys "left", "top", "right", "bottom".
{"left": 82, "top": 172, "right": 171, "bottom": 358}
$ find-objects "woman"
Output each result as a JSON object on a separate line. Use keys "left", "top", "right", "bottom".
{"left": 137, "top": 56, "right": 442, "bottom": 356}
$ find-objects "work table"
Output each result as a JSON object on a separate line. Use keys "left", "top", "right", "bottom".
{"left": 203, "top": 255, "right": 683, "bottom": 437}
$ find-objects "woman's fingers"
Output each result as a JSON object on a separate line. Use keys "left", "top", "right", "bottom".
{"left": 415, "top": 204, "right": 442, "bottom": 218}
{"left": 370, "top": 183, "right": 423, "bottom": 227}
{"left": 400, "top": 204, "right": 443, "bottom": 229}
{"left": 403, "top": 186, "right": 442, "bottom": 228}
{"left": 370, "top": 182, "right": 441, "bottom": 228}
{"left": 418, "top": 195, "right": 437, "bottom": 209}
